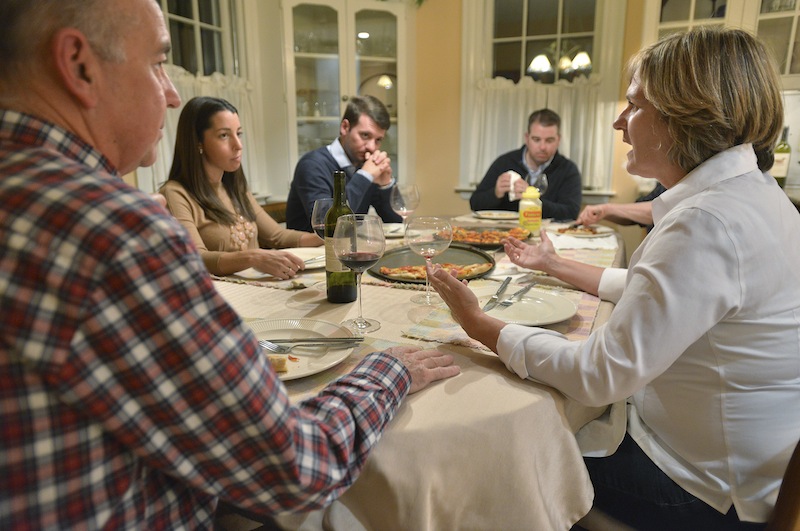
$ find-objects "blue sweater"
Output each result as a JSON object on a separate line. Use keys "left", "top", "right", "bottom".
{"left": 286, "top": 147, "right": 401, "bottom": 231}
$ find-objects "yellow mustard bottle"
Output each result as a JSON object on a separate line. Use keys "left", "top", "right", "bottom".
{"left": 519, "top": 186, "right": 542, "bottom": 233}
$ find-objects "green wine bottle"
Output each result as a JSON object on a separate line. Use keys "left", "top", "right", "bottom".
{"left": 325, "top": 170, "right": 357, "bottom": 303}
{"left": 773, "top": 126, "right": 791, "bottom": 189}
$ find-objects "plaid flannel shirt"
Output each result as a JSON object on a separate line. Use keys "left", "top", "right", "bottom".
{"left": 0, "top": 110, "right": 410, "bottom": 530}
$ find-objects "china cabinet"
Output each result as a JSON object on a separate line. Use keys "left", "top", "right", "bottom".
{"left": 643, "top": 0, "right": 800, "bottom": 90}
{"left": 281, "top": 0, "right": 407, "bottom": 177}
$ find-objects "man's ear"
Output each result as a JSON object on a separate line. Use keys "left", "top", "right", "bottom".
{"left": 340, "top": 118, "right": 350, "bottom": 137}
{"left": 51, "top": 27, "right": 101, "bottom": 108}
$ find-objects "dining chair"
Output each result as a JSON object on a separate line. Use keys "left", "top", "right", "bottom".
{"left": 766, "top": 438, "right": 800, "bottom": 531}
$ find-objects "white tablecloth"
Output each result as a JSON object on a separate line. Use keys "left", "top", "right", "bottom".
{"left": 213, "top": 280, "right": 608, "bottom": 530}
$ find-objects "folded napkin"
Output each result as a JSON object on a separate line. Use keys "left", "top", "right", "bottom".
{"left": 216, "top": 270, "right": 326, "bottom": 290}
{"left": 549, "top": 233, "right": 619, "bottom": 251}
{"left": 401, "top": 306, "right": 492, "bottom": 351}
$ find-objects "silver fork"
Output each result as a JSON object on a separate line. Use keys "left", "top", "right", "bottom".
{"left": 258, "top": 339, "right": 358, "bottom": 353}
{"left": 497, "top": 284, "right": 535, "bottom": 309}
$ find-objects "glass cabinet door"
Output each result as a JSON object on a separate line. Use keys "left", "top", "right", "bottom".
{"left": 355, "top": 8, "right": 399, "bottom": 176}
{"left": 291, "top": 3, "right": 343, "bottom": 156}
{"left": 283, "top": 0, "right": 406, "bottom": 179}
{"left": 757, "top": 0, "right": 800, "bottom": 75}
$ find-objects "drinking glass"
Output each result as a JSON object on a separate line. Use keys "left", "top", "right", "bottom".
{"left": 311, "top": 197, "right": 334, "bottom": 238}
{"left": 390, "top": 184, "right": 420, "bottom": 225}
{"left": 405, "top": 216, "right": 453, "bottom": 305}
{"left": 333, "top": 214, "right": 386, "bottom": 333}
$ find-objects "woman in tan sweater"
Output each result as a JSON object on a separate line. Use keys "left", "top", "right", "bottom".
{"left": 161, "top": 97, "right": 322, "bottom": 278}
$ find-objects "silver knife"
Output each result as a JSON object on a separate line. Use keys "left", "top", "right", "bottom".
{"left": 481, "top": 276, "right": 512, "bottom": 311}
{"left": 497, "top": 284, "right": 534, "bottom": 310}
{"left": 264, "top": 337, "right": 364, "bottom": 344}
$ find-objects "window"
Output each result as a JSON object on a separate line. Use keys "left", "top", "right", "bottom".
{"left": 492, "top": 0, "right": 596, "bottom": 84}
{"left": 460, "top": 1, "right": 625, "bottom": 194}
{"left": 161, "top": 0, "right": 237, "bottom": 76}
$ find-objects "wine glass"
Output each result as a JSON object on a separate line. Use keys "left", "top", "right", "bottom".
{"left": 311, "top": 197, "right": 333, "bottom": 237}
{"left": 405, "top": 216, "right": 453, "bottom": 305}
{"left": 532, "top": 173, "right": 548, "bottom": 195}
{"left": 390, "top": 184, "right": 420, "bottom": 225}
{"left": 333, "top": 214, "right": 386, "bottom": 333}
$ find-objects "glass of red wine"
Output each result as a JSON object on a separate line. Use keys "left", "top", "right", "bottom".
{"left": 311, "top": 197, "right": 334, "bottom": 238}
{"left": 333, "top": 214, "right": 386, "bottom": 333}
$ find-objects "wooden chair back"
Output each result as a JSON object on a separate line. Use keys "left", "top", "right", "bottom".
{"left": 767, "top": 439, "right": 800, "bottom": 531}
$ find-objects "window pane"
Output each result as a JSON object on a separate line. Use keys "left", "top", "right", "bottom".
{"left": 527, "top": 0, "right": 558, "bottom": 36}
{"left": 694, "top": 0, "right": 727, "bottom": 19}
{"left": 791, "top": 29, "right": 800, "bottom": 74}
{"left": 525, "top": 39, "right": 556, "bottom": 83}
{"left": 201, "top": 28, "right": 223, "bottom": 75}
{"left": 494, "top": 42, "right": 522, "bottom": 82}
{"left": 758, "top": 17, "right": 793, "bottom": 73}
{"left": 168, "top": 0, "right": 193, "bottom": 19}
{"left": 198, "top": 0, "right": 220, "bottom": 26}
{"left": 661, "top": 0, "right": 691, "bottom": 22}
{"left": 562, "top": 0, "right": 595, "bottom": 33}
{"left": 761, "top": 0, "right": 797, "bottom": 14}
{"left": 293, "top": 5, "right": 338, "bottom": 54}
{"left": 558, "top": 36, "right": 592, "bottom": 81}
{"left": 494, "top": 0, "right": 524, "bottom": 38}
{"left": 170, "top": 20, "right": 197, "bottom": 73}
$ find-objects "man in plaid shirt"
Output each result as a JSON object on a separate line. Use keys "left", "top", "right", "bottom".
{"left": 0, "top": 1, "right": 460, "bottom": 529}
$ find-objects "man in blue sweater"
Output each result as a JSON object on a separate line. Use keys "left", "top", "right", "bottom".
{"left": 286, "top": 95, "right": 402, "bottom": 231}
{"left": 469, "top": 109, "right": 583, "bottom": 220}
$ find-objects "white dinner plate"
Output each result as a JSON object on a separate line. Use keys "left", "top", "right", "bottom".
{"left": 383, "top": 223, "right": 406, "bottom": 238}
{"left": 473, "top": 210, "right": 519, "bottom": 221}
{"left": 247, "top": 318, "right": 356, "bottom": 381}
{"left": 233, "top": 247, "right": 326, "bottom": 280}
{"left": 470, "top": 284, "right": 577, "bottom": 326}
{"left": 546, "top": 223, "right": 615, "bottom": 238}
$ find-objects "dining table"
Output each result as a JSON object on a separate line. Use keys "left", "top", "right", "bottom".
{"left": 212, "top": 215, "right": 626, "bottom": 531}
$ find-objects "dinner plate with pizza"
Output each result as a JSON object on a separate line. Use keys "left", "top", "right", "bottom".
{"left": 368, "top": 243, "right": 495, "bottom": 284}
{"left": 546, "top": 223, "right": 614, "bottom": 238}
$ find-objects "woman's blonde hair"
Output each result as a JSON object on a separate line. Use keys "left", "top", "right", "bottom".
{"left": 628, "top": 26, "right": 783, "bottom": 173}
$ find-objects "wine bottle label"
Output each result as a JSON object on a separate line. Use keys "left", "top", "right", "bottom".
{"left": 325, "top": 238, "right": 347, "bottom": 272}
{"left": 773, "top": 152, "right": 791, "bottom": 178}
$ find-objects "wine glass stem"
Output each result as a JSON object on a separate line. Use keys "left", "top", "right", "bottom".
{"left": 424, "top": 257, "right": 432, "bottom": 303}
{"left": 355, "top": 272, "right": 365, "bottom": 325}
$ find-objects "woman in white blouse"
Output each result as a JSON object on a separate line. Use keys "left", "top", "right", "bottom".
{"left": 430, "top": 27, "right": 800, "bottom": 529}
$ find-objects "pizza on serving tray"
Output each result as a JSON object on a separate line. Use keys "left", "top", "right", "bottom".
{"left": 379, "top": 262, "right": 492, "bottom": 281}
{"left": 450, "top": 226, "right": 531, "bottom": 245}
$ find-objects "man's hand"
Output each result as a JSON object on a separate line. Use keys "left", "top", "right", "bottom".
{"left": 362, "top": 150, "right": 393, "bottom": 186}
{"left": 383, "top": 345, "right": 460, "bottom": 394}
{"left": 494, "top": 171, "right": 526, "bottom": 199}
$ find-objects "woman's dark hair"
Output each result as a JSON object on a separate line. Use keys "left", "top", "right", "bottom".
{"left": 167, "top": 96, "right": 255, "bottom": 225}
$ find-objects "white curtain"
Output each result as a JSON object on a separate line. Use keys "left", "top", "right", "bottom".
{"left": 136, "top": 64, "right": 257, "bottom": 194}
{"left": 463, "top": 76, "right": 609, "bottom": 190}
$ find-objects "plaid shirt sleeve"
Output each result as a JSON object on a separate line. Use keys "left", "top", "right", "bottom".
{"left": 1, "top": 116, "right": 410, "bottom": 529}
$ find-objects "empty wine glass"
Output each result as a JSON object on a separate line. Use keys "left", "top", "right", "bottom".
{"left": 311, "top": 197, "right": 333, "bottom": 238}
{"left": 390, "top": 184, "right": 420, "bottom": 225}
{"left": 333, "top": 214, "right": 386, "bottom": 333}
{"left": 405, "top": 216, "right": 453, "bottom": 305}
{"left": 532, "top": 173, "right": 548, "bottom": 195}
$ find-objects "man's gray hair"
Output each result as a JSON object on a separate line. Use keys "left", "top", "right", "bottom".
{"left": 0, "top": 0, "right": 130, "bottom": 79}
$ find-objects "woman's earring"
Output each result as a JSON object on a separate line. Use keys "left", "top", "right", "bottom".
{"left": 199, "top": 147, "right": 203, "bottom": 154}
